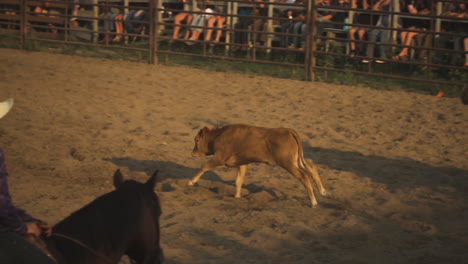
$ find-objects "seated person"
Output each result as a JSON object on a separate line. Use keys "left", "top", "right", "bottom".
{"left": 172, "top": 12, "right": 193, "bottom": 41}
{"left": 279, "top": 9, "right": 295, "bottom": 47}
{"left": 30, "top": 1, "right": 62, "bottom": 34}
{"left": 280, "top": 9, "right": 306, "bottom": 49}
{"left": 98, "top": 5, "right": 124, "bottom": 43}
{"left": 0, "top": 3, "right": 19, "bottom": 29}
{"left": 392, "top": 0, "right": 431, "bottom": 61}
{"left": 434, "top": 2, "right": 467, "bottom": 67}
{"left": 233, "top": 1, "right": 268, "bottom": 49}
{"left": 362, "top": 0, "right": 394, "bottom": 63}
{"left": 124, "top": 9, "right": 149, "bottom": 37}
{"left": 204, "top": 6, "right": 226, "bottom": 46}
{"left": 171, "top": 0, "right": 194, "bottom": 42}
{"left": 185, "top": 6, "right": 215, "bottom": 44}
{"left": 348, "top": 0, "right": 372, "bottom": 56}
{"left": 316, "top": 0, "right": 335, "bottom": 37}
{"left": 233, "top": 6, "right": 255, "bottom": 47}
{"left": 283, "top": 10, "right": 307, "bottom": 49}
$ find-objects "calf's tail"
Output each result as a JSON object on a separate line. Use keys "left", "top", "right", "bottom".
{"left": 288, "top": 129, "right": 308, "bottom": 169}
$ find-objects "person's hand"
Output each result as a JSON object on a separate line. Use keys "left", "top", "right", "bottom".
{"left": 38, "top": 222, "right": 52, "bottom": 237}
{"left": 25, "top": 221, "right": 42, "bottom": 237}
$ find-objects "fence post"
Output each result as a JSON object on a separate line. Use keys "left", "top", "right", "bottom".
{"left": 20, "top": 0, "right": 25, "bottom": 50}
{"left": 150, "top": 0, "right": 159, "bottom": 64}
{"left": 226, "top": 0, "right": 232, "bottom": 53}
{"left": 92, "top": 0, "right": 99, "bottom": 43}
{"left": 306, "top": 0, "right": 317, "bottom": 81}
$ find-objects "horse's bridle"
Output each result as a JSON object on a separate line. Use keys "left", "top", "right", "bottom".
{"left": 51, "top": 233, "right": 116, "bottom": 264}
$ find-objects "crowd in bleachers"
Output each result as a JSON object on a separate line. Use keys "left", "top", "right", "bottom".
{"left": 160, "top": 0, "right": 467, "bottom": 67}
{"left": 1, "top": 0, "right": 467, "bottom": 67}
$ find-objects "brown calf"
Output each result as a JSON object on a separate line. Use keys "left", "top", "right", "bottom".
{"left": 189, "top": 124, "right": 327, "bottom": 207}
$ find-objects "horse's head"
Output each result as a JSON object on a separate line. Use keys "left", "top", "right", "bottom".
{"left": 48, "top": 169, "right": 164, "bottom": 264}
{"left": 113, "top": 169, "right": 158, "bottom": 191}
{"left": 112, "top": 169, "right": 164, "bottom": 263}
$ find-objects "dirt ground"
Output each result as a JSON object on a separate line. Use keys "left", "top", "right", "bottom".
{"left": 1, "top": 48, "right": 467, "bottom": 264}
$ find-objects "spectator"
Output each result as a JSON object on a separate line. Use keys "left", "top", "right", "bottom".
{"left": 392, "top": 0, "right": 432, "bottom": 61}
{"left": 112, "top": 12, "right": 124, "bottom": 42}
{"left": 280, "top": 9, "right": 306, "bottom": 48}
{"left": 434, "top": 2, "right": 467, "bottom": 67}
{"left": 279, "top": 9, "right": 295, "bottom": 47}
{"left": 204, "top": 6, "right": 226, "bottom": 46}
{"left": 172, "top": 12, "right": 194, "bottom": 41}
{"left": 0, "top": 98, "right": 54, "bottom": 264}
{"left": 185, "top": 6, "right": 215, "bottom": 44}
{"left": 290, "top": 10, "right": 307, "bottom": 49}
{"left": 0, "top": 2, "right": 19, "bottom": 29}
{"left": 124, "top": 9, "right": 149, "bottom": 41}
{"left": 233, "top": 6, "right": 255, "bottom": 48}
{"left": 233, "top": 0, "right": 268, "bottom": 49}
{"left": 30, "top": 1, "right": 62, "bottom": 34}
{"left": 361, "top": 0, "right": 395, "bottom": 63}
{"left": 348, "top": 0, "right": 372, "bottom": 56}
{"left": 250, "top": 0, "right": 269, "bottom": 46}
{"left": 315, "top": 0, "right": 350, "bottom": 41}
{"left": 98, "top": 5, "right": 124, "bottom": 43}
{"left": 168, "top": 0, "right": 193, "bottom": 42}
{"left": 316, "top": 0, "right": 335, "bottom": 37}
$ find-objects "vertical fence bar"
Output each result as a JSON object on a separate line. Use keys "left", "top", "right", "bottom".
{"left": 64, "top": 1, "right": 69, "bottom": 41}
{"left": 265, "top": 0, "right": 273, "bottom": 54}
{"left": 124, "top": 0, "right": 129, "bottom": 44}
{"left": 226, "top": 0, "right": 232, "bottom": 52}
{"left": 306, "top": 0, "right": 317, "bottom": 81}
{"left": 20, "top": 0, "right": 25, "bottom": 50}
{"left": 92, "top": 0, "right": 98, "bottom": 43}
{"left": 150, "top": 0, "right": 156, "bottom": 64}
{"left": 304, "top": 0, "right": 311, "bottom": 80}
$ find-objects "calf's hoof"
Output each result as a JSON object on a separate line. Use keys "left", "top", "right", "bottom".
{"left": 188, "top": 180, "right": 195, "bottom": 186}
{"left": 311, "top": 201, "right": 318, "bottom": 208}
{"left": 320, "top": 189, "right": 328, "bottom": 196}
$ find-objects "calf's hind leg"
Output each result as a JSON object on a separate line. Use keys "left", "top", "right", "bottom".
{"left": 305, "top": 159, "right": 327, "bottom": 196}
{"left": 283, "top": 165, "right": 318, "bottom": 208}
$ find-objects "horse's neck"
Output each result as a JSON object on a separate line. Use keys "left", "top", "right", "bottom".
{"left": 22, "top": 234, "right": 59, "bottom": 263}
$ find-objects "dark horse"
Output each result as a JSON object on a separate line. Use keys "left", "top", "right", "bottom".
{"left": 30, "top": 169, "right": 163, "bottom": 264}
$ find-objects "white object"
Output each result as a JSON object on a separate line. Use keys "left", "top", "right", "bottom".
{"left": 0, "top": 98, "right": 14, "bottom": 119}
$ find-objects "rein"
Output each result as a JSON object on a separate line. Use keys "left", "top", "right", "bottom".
{"left": 51, "top": 233, "right": 116, "bottom": 264}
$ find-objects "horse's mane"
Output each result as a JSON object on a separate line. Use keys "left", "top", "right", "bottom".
{"left": 48, "top": 179, "right": 161, "bottom": 263}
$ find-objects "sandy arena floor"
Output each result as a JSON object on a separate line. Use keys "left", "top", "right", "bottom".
{"left": 1, "top": 48, "right": 467, "bottom": 264}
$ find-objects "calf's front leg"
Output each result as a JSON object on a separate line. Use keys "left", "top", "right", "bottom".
{"left": 235, "top": 165, "right": 247, "bottom": 198}
{"left": 189, "top": 158, "right": 222, "bottom": 185}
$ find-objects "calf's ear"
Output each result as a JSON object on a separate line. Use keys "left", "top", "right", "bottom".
{"left": 200, "top": 127, "right": 211, "bottom": 135}
{"left": 146, "top": 170, "right": 159, "bottom": 190}
{"left": 113, "top": 169, "right": 124, "bottom": 189}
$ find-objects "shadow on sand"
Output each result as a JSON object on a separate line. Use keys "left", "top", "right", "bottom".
{"left": 104, "top": 142, "right": 468, "bottom": 201}
{"left": 303, "top": 142, "right": 468, "bottom": 193}
{"left": 102, "top": 157, "right": 275, "bottom": 196}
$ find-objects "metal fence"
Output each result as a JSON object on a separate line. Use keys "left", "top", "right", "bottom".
{"left": 0, "top": 0, "right": 466, "bottom": 91}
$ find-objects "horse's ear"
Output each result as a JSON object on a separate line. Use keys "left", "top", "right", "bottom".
{"left": 146, "top": 170, "right": 158, "bottom": 190}
{"left": 113, "top": 169, "right": 124, "bottom": 189}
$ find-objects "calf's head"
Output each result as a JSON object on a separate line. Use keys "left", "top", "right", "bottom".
{"left": 192, "top": 127, "right": 213, "bottom": 157}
